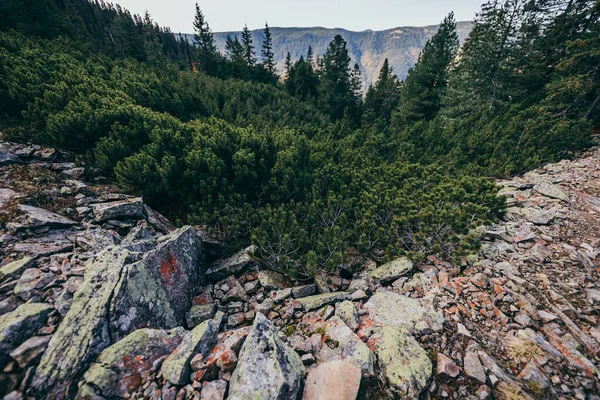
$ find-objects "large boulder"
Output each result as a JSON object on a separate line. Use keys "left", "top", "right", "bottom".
{"left": 161, "top": 318, "right": 221, "bottom": 386}
{"left": 228, "top": 313, "right": 305, "bottom": 400}
{"left": 303, "top": 360, "right": 362, "bottom": 400}
{"left": 368, "top": 257, "right": 413, "bottom": 284}
{"left": 0, "top": 257, "right": 33, "bottom": 280}
{"left": 78, "top": 328, "right": 186, "bottom": 398}
{"left": 296, "top": 292, "right": 350, "bottom": 311}
{"left": 368, "top": 327, "right": 432, "bottom": 398}
{"left": 362, "top": 291, "right": 444, "bottom": 333}
{"left": 0, "top": 303, "right": 54, "bottom": 365}
{"left": 91, "top": 198, "right": 145, "bottom": 223}
{"left": 316, "top": 316, "right": 376, "bottom": 376}
{"left": 31, "top": 226, "right": 205, "bottom": 399}
{"left": 15, "top": 204, "right": 77, "bottom": 230}
{"left": 206, "top": 246, "right": 258, "bottom": 282}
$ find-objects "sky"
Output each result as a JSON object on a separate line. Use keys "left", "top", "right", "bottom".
{"left": 111, "top": 0, "right": 484, "bottom": 33}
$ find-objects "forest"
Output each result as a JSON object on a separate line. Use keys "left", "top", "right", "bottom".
{"left": 0, "top": 0, "right": 598, "bottom": 277}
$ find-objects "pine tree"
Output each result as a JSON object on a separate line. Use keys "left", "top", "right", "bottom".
{"left": 307, "top": 45, "right": 314, "bottom": 66}
{"left": 366, "top": 58, "right": 401, "bottom": 121}
{"left": 287, "top": 56, "right": 319, "bottom": 101}
{"left": 225, "top": 34, "right": 245, "bottom": 64}
{"left": 284, "top": 52, "right": 292, "bottom": 82}
{"left": 398, "top": 12, "right": 459, "bottom": 122}
{"left": 261, "top": 22, "right": 276, "bottom": 74}
{"left": 192, "top": 3, "right": 218, "bottom": 73}
{"left": 319, "top": 34, "right": 353, "bottom": 120}
{"left": 241, "top": 24, "right": 256, "bottom": 66}
{"left": 350, "top": 63, "right": 362, "bottom": 99}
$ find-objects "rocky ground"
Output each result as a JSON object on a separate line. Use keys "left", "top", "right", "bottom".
{"left": 1, "top": 138, "right": 600, "bottom": 400}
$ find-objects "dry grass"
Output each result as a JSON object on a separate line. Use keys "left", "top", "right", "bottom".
{"left": 497, "top": 382, "right": 528, "bottom": 400}
{"left": 506, "top": 336, "right": 544, "bottom": 364}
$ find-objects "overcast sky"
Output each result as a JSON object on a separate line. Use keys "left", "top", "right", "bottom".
{"left": 111, "top": 0, "right": 484, "bottom": 33}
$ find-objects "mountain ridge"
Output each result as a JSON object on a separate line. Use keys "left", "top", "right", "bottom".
{"left": 182, "top": 21, "right": 473, "bottom": 89}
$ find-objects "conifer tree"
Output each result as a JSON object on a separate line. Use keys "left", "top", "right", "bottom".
{"left": 319, "top": 34, "right": 353, "bottom": 120}
{"left": 241, "top": 24, "right": 256, "bottom": 66}
{"left": 398, "top": 12, "right": 459, "bottom": 122}
{"left": 225, "top": 34, "right": 245, "bottom": 64}
{"left": 261, "top": 22, "right": 276, "bottom": 74}
{"left": 284, "top": 52, "right": 292, "bottom": 81}
{"left": 307, "top": 45, "right": 314, "bottom": 66}
{"left": 366, "top": 58, "right": 401, "bottom": 121}
{"left": 351, "top": 63, "right": 363, "bottom": 99}
{"left": 192, "top": 3, "right": 218, "bottom": 73}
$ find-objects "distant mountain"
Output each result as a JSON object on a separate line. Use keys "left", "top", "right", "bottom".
{"left": 182, "top": 22, "right": 473, "bottom": 89}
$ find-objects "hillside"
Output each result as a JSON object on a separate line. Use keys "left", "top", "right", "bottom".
{"left": 182, "top": 22, "right": 473, "bottom": 88}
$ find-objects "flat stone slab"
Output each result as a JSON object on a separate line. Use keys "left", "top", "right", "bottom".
{"left": 0, "top": 257, "right": 33, "bottom": 280}
{"left": 17, "top": 204, "right": 77, "bottom": 229}
{"left": 296, "top": 292, "right": 350, "bottom": 311}
{"left": 368, "top": 257, "right": 413, "bottom": 283}
{"left": 206, "top": 246, "right": 257, "bottom": 282}
{"left": 91, "top": 198, "right": 145, "bottom": 222}
{"left": 303, "top": 360, "right": 361, "bottom": 400}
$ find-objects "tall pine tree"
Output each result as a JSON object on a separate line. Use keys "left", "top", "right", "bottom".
{"left": 241, "top": 24, "right": 256, "bottom": 66}
{"left": 319, "top": 35, "right": 354, "bottom": 120}
{"left": 366, "top": 59, "right": 401, "bottom": 122}
{"left": 261, "top": 22, "right": 276, "bottom": 74}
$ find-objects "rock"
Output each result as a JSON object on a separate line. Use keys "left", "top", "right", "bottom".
{"left": 520, "top": 207, "right": 558, "bottom": 225}
{"left": 273, "top": 288, "right": 292, "bottom": 303}
{"left": 31, "top": 227, "right": 205, "bottom": 397}
{"left": 222, "top": 276, "right": 249, "bottom": 302}
{"left": 517, "top": 361, "right": 551, "bottom": 392}
{"left": 91, "top": 198, "right": 145, "bottom": 223}
{"left": 186, "top": 304, "right": 216, "bottom": 328}
{"left": 514, "top": 313, "right": 533, "bottom": 327}
{"left": 201, "top": 380, "right": 227, "bottom": 400}
{"left": 362, "top": 292, "right": 444, "bottom": 333}
{"left": 0, "top": 303, "right": 54, "bottom": 365}
{"left": 191, "top": 327, "right": 250, "bottom": 379}
{"left": 0, "top": 297, "right": 19, "bottom": 315}
{"left": 464, "top": 351, "right": 486, "bottom": 384}
{"left": 368, "top": 257, "right": 413, "bottom": 283}
{"left": 296, "top": 292, "right": 350, "bottom": 311}
{"left": 316, "top": 316, "right": 375, "bottom": 376}
{"left": 161, "top": 318, "right": 221, "bottom": 386}
{"left": 0, "top": 257, "right": 33, "bottom": 280}
{"left": 257, "top": 270, "right": 290, "bottom": 290}
{"left": 16, "top": 204, "right": 77, "bottom": 229}
{"left": 476, "top": 385, "right": 491, "bottom": 399}
{"left": 14, "top": 268, "right": 55, "bottom": 301}
{"left": 335, "top": 300, "right": 359, "bottom": 331}
{"left": 143, "top": 204, "right": 176, "bottom": 234}
{"left": 533, "top": 181, "right": 570, "bottom": 202}
{"left": 314, "top": 273, "right": 330, "bottom": 294}
{"left": 13, "top": 230, "right": 76, "bottom": 256}
{"left": 291, "top": 284, "right": 316, "bottom": 298}
{"left": 303, "top": 360, "right": 361, "bottom": 400}
{"left": 470, "top": 273, "right": 490, "bottom": 289}
{"left": 78, "top": 328, "right": 186, "bottom": 398}
{"left": 58, "top": 167, "right": 84, "bottom": 180}
{"left": 437, "top": 353, "right": 460, "bottom": 378}
{"left": 301, "top": 353, "right": 315, "bottom": 365}
{"left": 0, "top": 187, "right": 18, "bottom": 208}
{"left": 0, "top": 150, "right": 22, "bottom": 166}
{"left": 75, "top": 229, "right": 121, "bottom": 253}
{"left": 227, "top": 313, "right": 246, "bottom": 328}
{"left": 538, "top": 310, "right": 558, "bottom": 323}
{"left": 9, "top": 335, "right": 51, "bottom": 368}
{"left": 228, "top": 313, "right": 304, "bottom": 400}
{"left": 368, "top": 326, "right": 432, "bottom": 398}
{"left": 206, "top": 246, "right": 257, "bottom": 282}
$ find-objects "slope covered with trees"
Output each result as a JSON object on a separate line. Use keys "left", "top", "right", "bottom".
{"left": 1, "top": 0, "right": 598, "bottom": 278}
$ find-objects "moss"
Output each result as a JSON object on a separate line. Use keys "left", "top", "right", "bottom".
{"left": 313, "top": 327, "right": 326, "bottom": 336}
{"left": 284, "top": 324, "right": 296, "bottom": 337}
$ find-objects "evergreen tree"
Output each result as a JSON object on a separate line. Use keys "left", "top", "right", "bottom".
{"left": 287, "top": 56, "right": 319, "bottom": 101}
{"left": 241, "top": 24, "right": 256, "bottom": 66}
{"left": 225, "top": 34, "right": 245, "bottom": 64}
{"left": 284, "top": 52, "right": 292, "bottom": 82}
{"left": 192, "top": 3, "right": 218, "bottom": 73}
{"left": 319, "top": 35, "right": 354, "bottom": 120}
{"left": 261, "top": 22, "right": 276, "bottom": 74}
{"left": 307, "top": 45, "right": 314, "bottom": 66}
{"left": 398, "top": 12, "right": 459, "bottom": 122}
{"left": 365, "top": 58, "right": 401, "bottom": 122}
{"left": 351, "top": 63, "right": 363, "bottom": 99}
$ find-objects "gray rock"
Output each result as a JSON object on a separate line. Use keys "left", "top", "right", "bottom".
{"left": 316, "top": 316, "right": 375, "bottom": 376}
{"left": 228, "top": 313, "right": 305, "bottom": 400}
{"left": 0, "top": 150, "right": 22, "bottom": 166}
{"left": 16, "top": 204, "right": 77, "bottom": 229}
{"left": 0, "top": 303, "right": 54, "bottom": 365}
{"left": 58, "top": 167, "right": 85, "bottom": 180}
{"left": 369, "top": 326, "right": 432, "bottom": 397}
{"left": 9, "top": 335, "right": 51, "bottom": 368}
{"left": 273, "top": 288, "right": 292, "bottom": 303}
{"left": 464, "top": 351, "right": 487, "bottom": 384}
{"left": 201, "top": 380, "right": 228, "bottom": 400}
{"left": 80, "top": 328, "right": 186, "bottom": 398}
{"left": 206, "top": 246, "right": 258, "bottom": 282}
{"left": 517, "top": 361, "right": 551, "bottom": 392}
{"left": 257, "top": 269, "right": 290, "bottom": 290}
{"left": 161, "top": 318, "right": 221, "bottom": 386}
{"left": 75, "top": 229, "right": 121, "bottom": 253}
{"left": 533, "top": 181, "right": 570, "bottom": 202}
{"left": 296, "top": 292, "right": 350, "bottom": 311}
{"left": 31, "top": 227, "right": 205, "bottom": 398}
{"left": 0, "top": 257, "right": 33, "bottom": 280}
{"left": 335, "top": 300, "right": 359, "bottom": 331}
{"left": 91, "top": 198, "right": 145, "bottom": 223}
{"left": 0, "top": 297, "right": 20, "bottom": 315}
{"left": 291, "top": 284, "right": 316, "bottom": 299}
{"left": 0, "top": 188, "right": 18, "bottom": 208}
{"left": 368, "top": 257, "right": 413, "bottom": 283}
{"left": 363, "top": 292, "right": 444, "bottom": 333}
{"left": 303, "top": 360, "right": 361, "bottom": 400}
{"left": 186, "top": 304, "right": 216, "bottom": 328}
{"left": 14, "top": 268, "right": 56, "bottom": 301}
